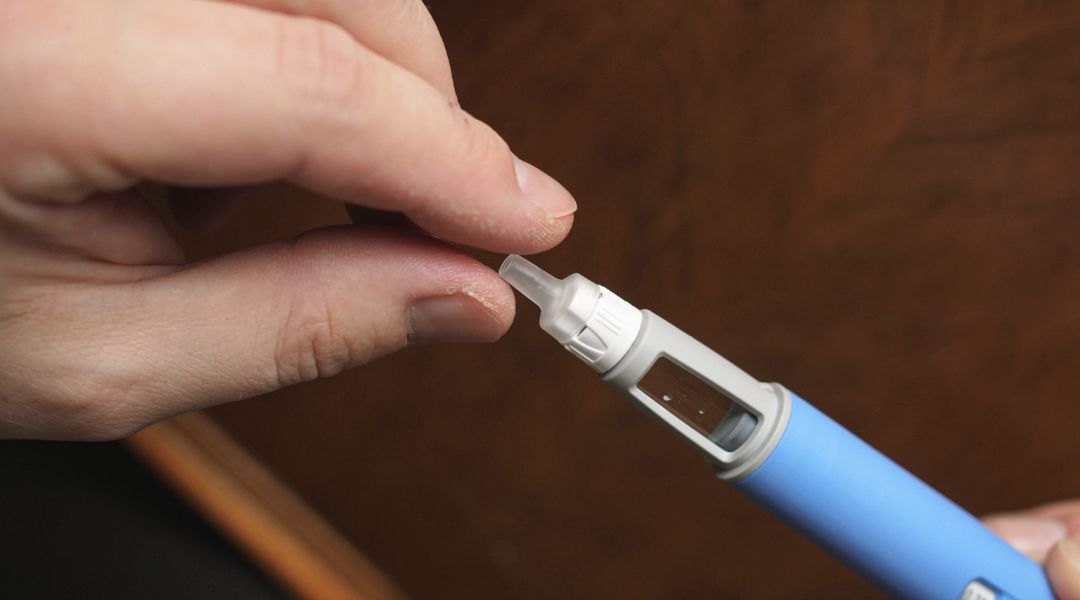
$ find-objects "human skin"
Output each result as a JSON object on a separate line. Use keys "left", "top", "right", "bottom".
{"left": 0, "top": 0, "right": 575, "bottom": 440}
{"left": 0, "top": 1, "right": 1075, "bottom": 594}
{"left": 985, "top": 501, "right": 1080, "bottom": 598}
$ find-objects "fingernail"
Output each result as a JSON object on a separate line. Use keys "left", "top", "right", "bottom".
{"left": 513, "top": 156, "right": 577, "bottom": 218}
{"left": 1060, "top": 537, "right": 1080, "bottom": 569}
{"left": 989, "top": 516, "right": 1067, "bottom": 561}
{"left": 407, "top": 294, "right": 504, "bottom": 344}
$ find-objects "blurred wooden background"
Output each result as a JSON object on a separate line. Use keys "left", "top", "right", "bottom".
{"left": 166, "top": 1, "right": 1080, "bottom": 598}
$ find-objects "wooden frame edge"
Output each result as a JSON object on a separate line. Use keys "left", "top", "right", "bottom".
{"left": 126, "top": 411, "right": 405, "bottom": 600}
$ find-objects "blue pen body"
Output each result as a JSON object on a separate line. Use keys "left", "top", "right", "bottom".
{"left": 497, "top": 257, "right": 1056, "bottom": 600}
{"left": 734, "top": 392, "right": 1054, "bottom": 600}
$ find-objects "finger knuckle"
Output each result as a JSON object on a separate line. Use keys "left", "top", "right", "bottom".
{"left": 15, "top": 365, "right": 147, "bottom": 441}
{"left": 270, "top": 245, "right": 359, "bottom": 387}
{"left": 273, "top": 15, "right": 365, "bottom": 110}
{"left": 64, "top": 383, "right": 147, "bottom": 440}
{"left": 273, "top": 297, "right": 356, "bottom": 387}
{"left": 0, "top": 293, "right": 152, "bottom": 440}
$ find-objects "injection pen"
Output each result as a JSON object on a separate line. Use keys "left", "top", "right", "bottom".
{"left": 499, "top": 255, "right": 1054, "bottom": 600}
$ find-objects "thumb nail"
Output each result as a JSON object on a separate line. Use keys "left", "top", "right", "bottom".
{"left": 1059, "top": 537, "right": 1080, "bottom": 570}
{"left": 513, "top": 156, "right": 577, "bottom": 219}
{"left": 988, "top": 516, "right": 1067, "bottom": 561}
{"left": 1046, "top": 538, "right": 1080, "bottom": 598}
{"left": 407, "top": 294, "right": 503, "bottom": 345}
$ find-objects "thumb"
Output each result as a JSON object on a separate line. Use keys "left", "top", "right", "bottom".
{"left": 18, "top": 226, "right": 512, "bottom": 439}
{"left": 984, "top": 514, "right": 1067, "bottom": 562}
{"left": 1047, "top": 539, "right": 1080, "bottom": 600}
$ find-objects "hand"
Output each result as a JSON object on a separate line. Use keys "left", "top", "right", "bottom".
{"left": 0, "top": 0, "right": 576, "bottom": 439}
{"left": 985, "top": 500, "right": 1080, "bottom": 599}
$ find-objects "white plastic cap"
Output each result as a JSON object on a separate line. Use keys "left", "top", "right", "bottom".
{"left": 499, "top": 255, "right": 643, "bottom": 373}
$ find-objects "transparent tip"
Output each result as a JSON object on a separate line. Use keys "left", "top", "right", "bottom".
{"left": 499, "top": 254, "right": 643, "bottom": 372}
{"left": 499, "top": 255, "right": 565, "bottom": 311}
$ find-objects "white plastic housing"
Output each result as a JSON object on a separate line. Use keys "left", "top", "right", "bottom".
{"left": 499, "top": 255, "right": 643, "bottom": 373}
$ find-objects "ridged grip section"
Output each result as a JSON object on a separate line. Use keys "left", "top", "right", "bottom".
{"left": 564, "top": 287, "right": 643, "bottom": 373}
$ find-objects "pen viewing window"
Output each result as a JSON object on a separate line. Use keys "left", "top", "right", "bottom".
{"left": 637, "top": 357, "right": 757, "bottom": 450}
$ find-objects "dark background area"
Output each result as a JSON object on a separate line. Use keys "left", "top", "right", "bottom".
{"left": 6, "top": 2, "right": 1078, "bottom": 599}
{"left": 0, "top": 441, "right": 288, "bottom": 599}
{"left": 184, "top": 2, "right": 1080, "bottom": 598}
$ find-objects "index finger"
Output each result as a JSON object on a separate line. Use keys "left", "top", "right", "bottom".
{"left": 1, "top": 0, "right": 575, "bottom": 253}
{"left": 221, "top": 0, "right": 459, "bottom": 101}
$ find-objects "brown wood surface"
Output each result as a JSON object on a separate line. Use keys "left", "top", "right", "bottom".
{"left": 127, "top": 412, "right": 404, "bottom": 600}
{"left": 166, "top": 2, "right": 1080, "bottom": 598}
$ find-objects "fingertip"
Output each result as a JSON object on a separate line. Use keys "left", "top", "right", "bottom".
{"left": 513, "top": 157, "right": 577, "bottom": 219}
{"left": 1046, "top": 538, "right": 1080, "bottom": 600}
{"left": 406, "top": 294, "right": 505, "bottom": 345}
{"left": 436, "top": 258, "right": 517, "bottom": 337}
{"left": 985, "top": 514, "right": 1066, "bottom": 562}
{"left": 401, "top": 244, "right": 518, "bottom": 344}
{"left": 540, "top": 210, "right": 576, "bottom": 250}
{"left": 512, "top": 157, "right": 577, "bottom": 252}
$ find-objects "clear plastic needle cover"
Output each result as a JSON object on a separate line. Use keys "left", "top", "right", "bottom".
{"left": 499, "top": 255, "right": 643, "bottom": 372}
{"left": 498, "top": 255, "right": 563, "bottom": 313}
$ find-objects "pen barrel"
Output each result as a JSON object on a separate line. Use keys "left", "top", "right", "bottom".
{"left": 733, "top": 392, "right": 1054, "bottom": 600}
